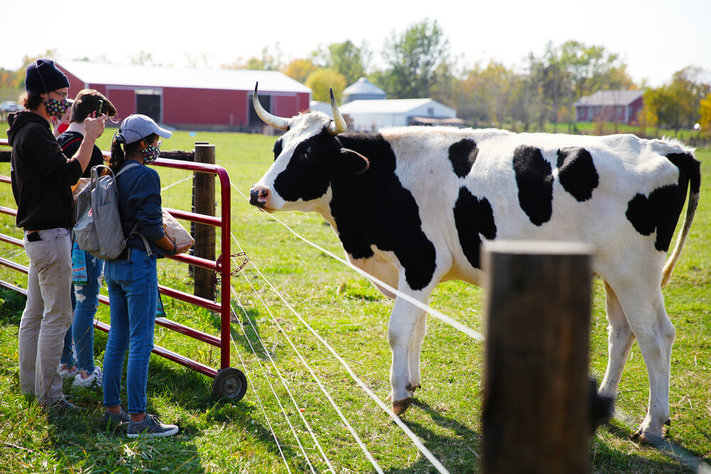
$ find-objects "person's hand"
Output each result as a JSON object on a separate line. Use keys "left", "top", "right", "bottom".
{"left": 175, "top": 241, "right": 193, "bottom": 255}
{"left": 84, "top": 114, "right": 107, "bottom": 140}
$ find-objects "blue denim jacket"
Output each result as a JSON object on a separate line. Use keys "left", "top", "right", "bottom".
{"left": 114, "top": 160, "right": 166, "bottom": 257}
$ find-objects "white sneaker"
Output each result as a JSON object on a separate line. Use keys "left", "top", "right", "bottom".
{"left": 73, "top": 367, "right": 102, "bottom": 388}
{"left": 58, "top": 364, "right": 78, "bottom": 379}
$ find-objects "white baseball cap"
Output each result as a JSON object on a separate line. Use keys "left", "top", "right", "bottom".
{"left": 117, "top": 114, "right": 172, "bottom": 144}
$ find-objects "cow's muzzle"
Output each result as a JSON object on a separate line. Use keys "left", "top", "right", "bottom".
{"left": 249, "top": 186, "right": 269, "bottom": 208}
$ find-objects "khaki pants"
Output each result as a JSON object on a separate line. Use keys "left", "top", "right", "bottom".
{"left": 18, "top": 228, "right": 73, "bottom": 405}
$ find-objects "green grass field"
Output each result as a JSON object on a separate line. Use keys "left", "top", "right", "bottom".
{"left": 0, "top": 128, "right": 709, "bottom": 472}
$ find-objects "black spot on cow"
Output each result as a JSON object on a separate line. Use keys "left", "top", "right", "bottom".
{"left": 626, "top": 152, "right": 699, "bottom": 252}
{"left": 512, "top": 145, "right": 554, "bottom": 226}
{"left": 274, "top": 128, "right": 338, "bottom": 203}
{"left": 453, "top": 187, "right": 497, "bottom": 269}
{"left": 556, "top": 147, "right": 599, "bottom": 201}
{"left": 329, "top": 133, "right": 438, "bottom": 290}
{"left": 272, "top": 138, "right": 283, "bottom": 161}
{"left": 449, "top": 139, "right": 478, "bottom": 178}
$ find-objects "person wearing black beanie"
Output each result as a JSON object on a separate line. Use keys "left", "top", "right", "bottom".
{"left": 6, "top": 58, "right": 107, "bottom": 410}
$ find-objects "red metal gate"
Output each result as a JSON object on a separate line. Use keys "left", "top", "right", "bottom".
{"left": 0, "top": 138, "right": 246, "bottom": 400}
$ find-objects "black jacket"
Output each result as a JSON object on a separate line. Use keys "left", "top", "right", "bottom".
{"left": 7, "top": 111, "right": 83, "bottom": 230}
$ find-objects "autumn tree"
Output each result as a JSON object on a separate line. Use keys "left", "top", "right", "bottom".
{"left": 699, "top": 93, "right": 711, "bottom": 138}
{"left": 283, "top": 58, "right": 318, "bottom": 84}
{"left": 305, "top": 69, "right": 347, "bottom": 103}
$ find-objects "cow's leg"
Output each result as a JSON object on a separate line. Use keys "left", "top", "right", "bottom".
{"left": 599, "top": 281, "right": 635, "bottom": 398}
{"left": 612, "top": 281, "right": 675, "bottom": 444}
{"left": 388, "top": 294, "right": 428, "bottom": 415}
{"left": 407, "top": 311, "right": 426, "bottom": 394}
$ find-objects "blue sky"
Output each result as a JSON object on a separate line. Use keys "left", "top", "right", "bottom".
{"left": 3, "top": 0, "right": 709, "bottom": 87}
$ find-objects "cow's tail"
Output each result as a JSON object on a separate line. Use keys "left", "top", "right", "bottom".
{"left": 661, "top": 151, "right": 701, "bottom": 287}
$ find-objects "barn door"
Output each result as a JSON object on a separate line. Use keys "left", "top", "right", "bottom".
{"left": 136, "top": 89, "right": 163, "bottom": 123}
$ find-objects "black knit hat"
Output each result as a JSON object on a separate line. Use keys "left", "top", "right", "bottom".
{"left": 25, "top": 59, "right": 69, "bottom": 94}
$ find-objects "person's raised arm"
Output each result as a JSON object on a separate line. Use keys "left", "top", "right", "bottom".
{"left": 72, "top": 114, "right": 106, "bottom": 172}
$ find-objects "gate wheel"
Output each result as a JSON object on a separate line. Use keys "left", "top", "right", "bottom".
{"left": 212, "top": 367, "right": 247, "bottom": 401}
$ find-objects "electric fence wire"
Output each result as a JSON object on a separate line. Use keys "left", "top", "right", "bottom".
{"left": 226, "top": 319, "right": 293, "bottom": 474}
{"left": 227, "top": 245, "right": 384, "bottom": 473}
{"left": 226, "top": 222, "right": 449, "bottom": 473}
{"left": 229, "top": 284, "right": 335, "bottom": 473}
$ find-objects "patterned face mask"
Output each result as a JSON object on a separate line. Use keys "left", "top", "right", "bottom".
{"left": 44, "top": 97, "right": 70, "bottom": 119}
{"left": 143, "top": 142, "right": 161, "bottom": 163}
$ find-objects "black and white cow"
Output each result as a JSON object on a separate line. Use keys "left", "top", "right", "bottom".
{"left": 249, "top": 85, "right": 700, "bottom": 444}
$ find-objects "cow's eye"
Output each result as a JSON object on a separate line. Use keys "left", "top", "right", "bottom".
{"left": 304, "top": 146, "right": 312, "bottom": 159}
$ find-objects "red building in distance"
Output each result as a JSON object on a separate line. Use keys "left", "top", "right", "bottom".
{"left": 57, "top": 61, "right": 311, "bottom": 132}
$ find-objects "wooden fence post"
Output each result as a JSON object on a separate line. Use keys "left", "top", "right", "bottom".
{"left": 481, "top": 240, "right": 593, "bottom": 474}
{"left": 193, "top": 143, "right": 216, "bottom": 300}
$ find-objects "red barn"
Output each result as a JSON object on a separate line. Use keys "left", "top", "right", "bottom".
{"left": 573, "top": 90, "right": 644, "bottom": 125}
{"left": 57, "top": 61, "right": 311, "bottom": 131}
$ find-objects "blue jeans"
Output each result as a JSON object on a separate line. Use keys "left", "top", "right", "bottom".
{"left": 60, "top": 252, "right": 103, "bottom": 372}
{"left": 102, "top": 249, "right": 157, "bottom": 415}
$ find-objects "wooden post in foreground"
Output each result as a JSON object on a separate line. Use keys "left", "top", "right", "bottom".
{"left": 481, "top": 241, "right": 593, "bottom": 474}
{"left": 193, "top": 143, "right": 216, "bottom": 300}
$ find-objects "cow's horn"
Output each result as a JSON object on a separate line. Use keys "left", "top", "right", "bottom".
{"left": 328, "top": 88, "right": 347, "bottom": 135}
{"left": 253, "top": 82, "right": 289, "bottom": 130}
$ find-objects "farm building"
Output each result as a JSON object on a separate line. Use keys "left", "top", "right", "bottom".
{"left": 342, "top": 77, "right": 386, "bottom": 103}
{"left": 338, "top": 98, "right": 461, "bottom": 132}
{"left": 56, "top": 61, "right": 311, "bottom": 131}
{"left": 573, "top": 90, "right": 644, "bottom": 125}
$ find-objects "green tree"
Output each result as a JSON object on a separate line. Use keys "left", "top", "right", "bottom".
{"left": 324, "top": 41, "right": 368, "bottom": 85}
{"left": 377, "top": 18, "right": 450, "bottom": 99}
{"left": 305, "top": 69, "right": 347, "bottom": 103}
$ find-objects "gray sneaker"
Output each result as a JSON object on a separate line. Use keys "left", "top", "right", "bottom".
{"left": 102, "top": 409, "right": 130, "bottom": 427}
{"left": 127, "top": 414, "right": 179, "bottom": 438}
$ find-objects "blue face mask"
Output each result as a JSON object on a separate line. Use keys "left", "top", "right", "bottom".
{"left": 44, "top": 97, "right": 70, "bottom": 119}
{"left": 143, "top": 143, "right": 161, "bottom": 163}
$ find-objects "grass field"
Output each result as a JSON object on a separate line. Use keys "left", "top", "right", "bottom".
{"left": 0, "top": 127, "right": 709, "bottom": 472}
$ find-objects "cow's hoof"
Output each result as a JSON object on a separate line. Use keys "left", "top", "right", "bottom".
{"left": 392, "top": 398, "right": 412, "bottom": 416}
{"left": 405, "top": 383, "right": 421, "bottom": 396}
{"left": 631, "top": 428, "right": 665, "bottom": 446}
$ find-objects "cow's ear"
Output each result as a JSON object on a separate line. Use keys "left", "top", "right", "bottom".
{"left": 337, "top": 148, "right": 370, "bottom": 175}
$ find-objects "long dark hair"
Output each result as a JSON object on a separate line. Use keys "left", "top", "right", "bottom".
{"left": 109, "top": 132, "right": 158, "bottom": 173}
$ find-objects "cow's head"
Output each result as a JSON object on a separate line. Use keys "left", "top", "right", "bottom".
{"left": 249, "top": 83, "right": 369, "bottom": 212}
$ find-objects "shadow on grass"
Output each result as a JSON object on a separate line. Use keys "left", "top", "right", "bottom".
{"left": 596, "top": 419, "right": 711, "bottom": 472}
{"left": 386, "top": 398, "right": 481, "bottom": 473}
{"left": 143, "top": 356, "right": 305, "bottom": 470}
{"left": 207, "top": 304, "right": 270, "bottom": 360}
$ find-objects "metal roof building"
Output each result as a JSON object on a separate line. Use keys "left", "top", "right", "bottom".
{"left": 342, "top": 77, "right": 386, "bottom": 103}
{"left": 57, "top": 61, "right": 311, "bottom": 131}
{"left": 339, "top": 98, "right": 458, "bottom": 132}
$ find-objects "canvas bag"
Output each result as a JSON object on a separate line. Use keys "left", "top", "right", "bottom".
{"left": 73, "top": 162, "right": 150, "bottom": 260}
{"left": 162, "top": 208, "right": 194, "bottom": 249}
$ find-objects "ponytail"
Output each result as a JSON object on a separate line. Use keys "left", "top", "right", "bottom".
{"left": 109, "top": 133, "right": 127, "bottom": 173}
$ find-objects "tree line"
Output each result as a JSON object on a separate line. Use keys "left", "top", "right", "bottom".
{"left": 3, "top": 20, "right": 710, "bottom": 137}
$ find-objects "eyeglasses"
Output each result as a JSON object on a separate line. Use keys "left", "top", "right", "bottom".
{"left": 52, "top": 90, "right": 68, "bottom": 101}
